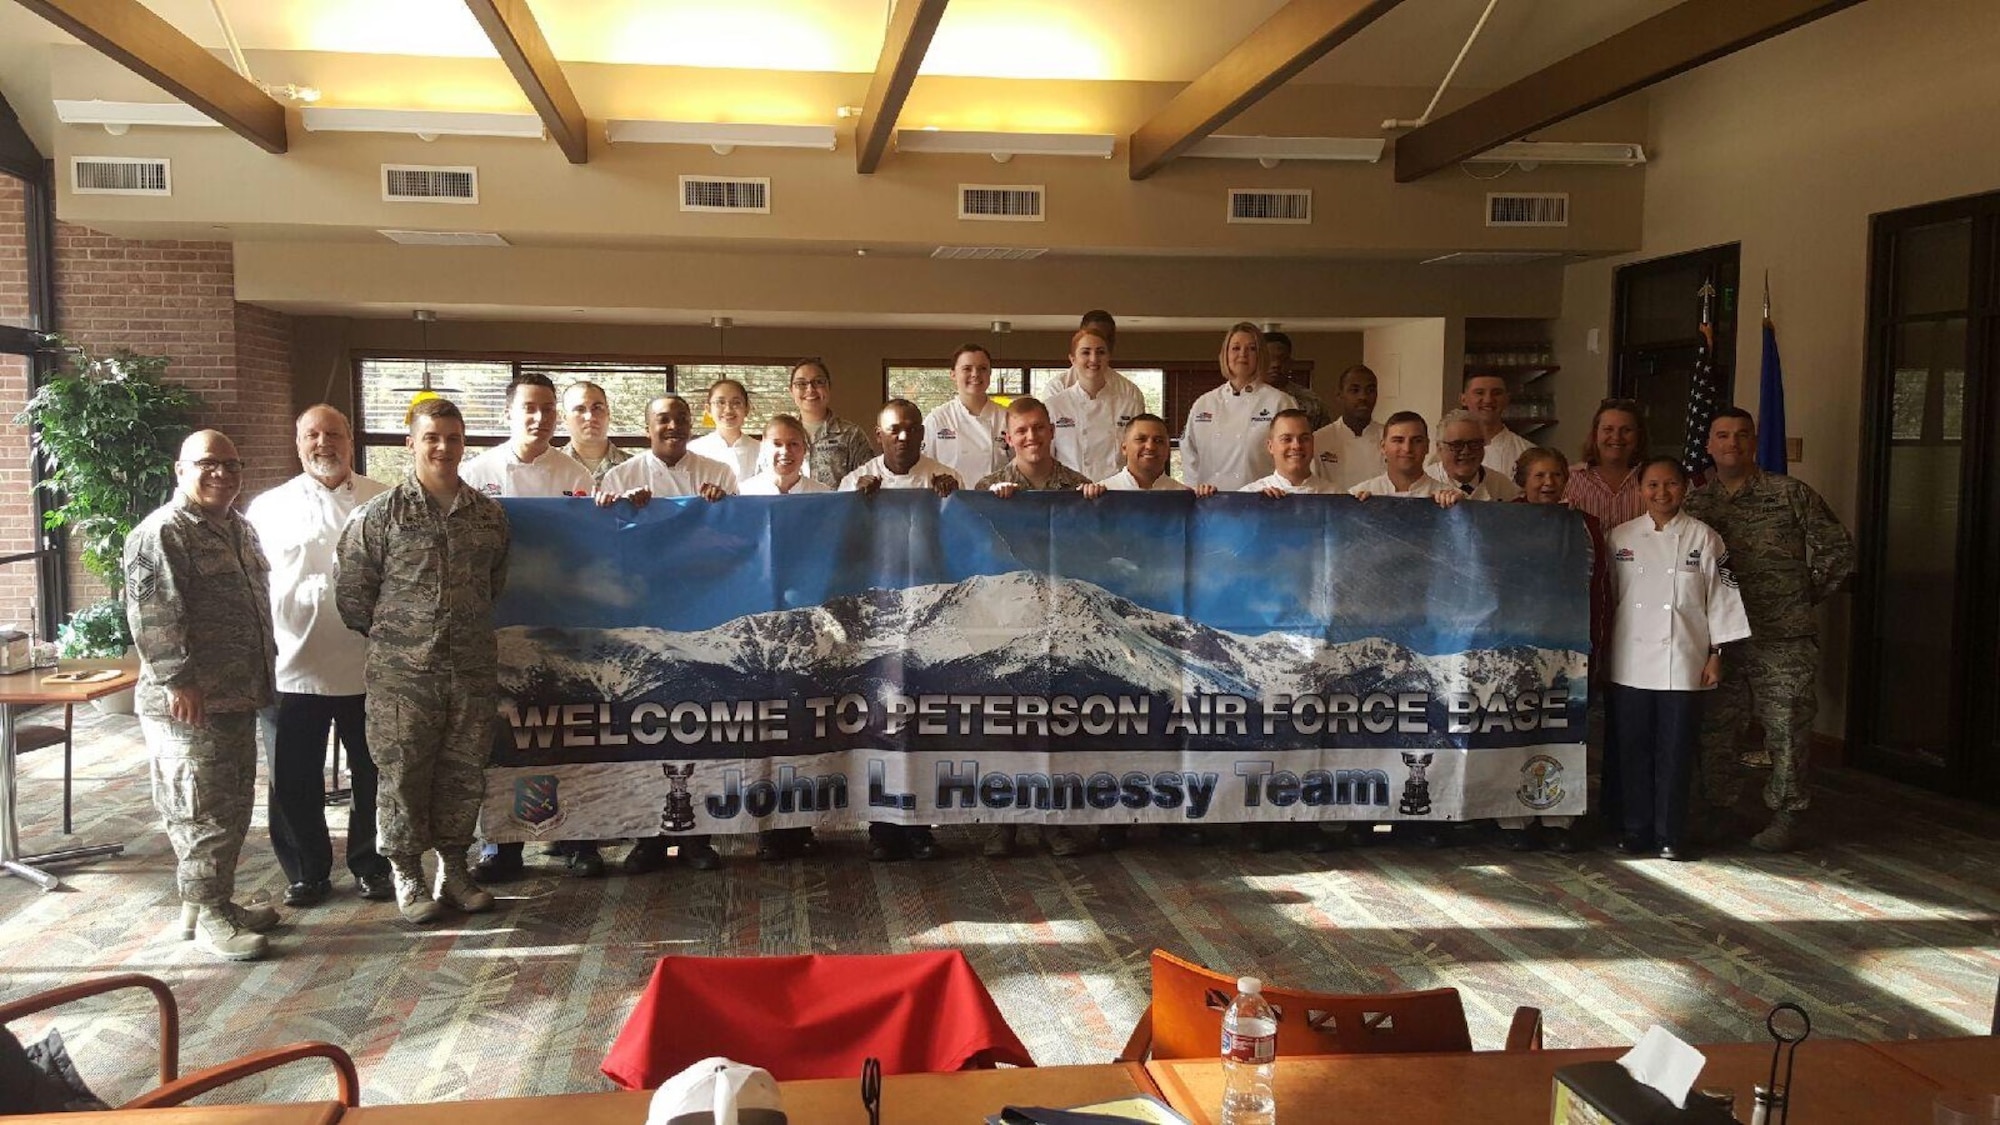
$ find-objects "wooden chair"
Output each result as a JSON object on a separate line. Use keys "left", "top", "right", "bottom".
{"left": 0, "top": 972, "right": 360, "bottom": 1111}
{"left": 1117, "top": 949, "right": 1544, "bottom": 1062}
{"left": 12, "top": 703, "right": 75, "bottom": 835}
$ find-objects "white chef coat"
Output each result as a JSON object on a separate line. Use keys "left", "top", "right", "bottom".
{"left": 738, "top": 472, "right": 832, "bottom": 495}
{"left": 1606, "top": 511, "right": 1752, "bottom": 691}
{"left": 1348, "top": 473, "right": 1445, "bottom": 499}
{"left": 601, "top": 449, "right": 740, "bottom": 498}
{"left": 1311, "top": 419, "right": 1383, "bottom": 493}
{"left": 1096, "top": 468, "right": 1191, "bottom": 492}
{"left": 1240, "top": 473, "right": 1340, "bottom": 495}
{"left": 1426, "top": 464, "right": 1521, "bottom": 501}
{"left": 1044, "top": 371, "right": 1148, "bottom": 483}
{"left": 687, "top": 432, "right": 758, "bottom": 484}
{"left": 460, "top": 443, "right": 595, "bottom": 498}
{"left": 921, "top": 398, "right": 1007, "bottom": 484}
{"left": 1180, "top": 383, "right": 1296, "bottom": 492}
{"left": 245, "top": 472, "right": 386, "bottom": 696}
{"left": 838, "top": 454, "right": 961, "bottom": 491}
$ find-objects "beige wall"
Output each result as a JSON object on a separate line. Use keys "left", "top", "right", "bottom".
{"left": 293, "top": 316, "right": 1365, "bottom": 427}
{"left": 1550, "top": 0, "right": 2000, "bottom": 736}
{"left": 1361, "top": 318, "right": 1450, "bottom": 424}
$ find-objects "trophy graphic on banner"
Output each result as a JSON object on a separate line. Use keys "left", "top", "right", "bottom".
{"left": 658, "top": 762, "right": 699, "bottom": 833}
{"left": 1398, "top": 752, "right": 1434, "bottom": 816}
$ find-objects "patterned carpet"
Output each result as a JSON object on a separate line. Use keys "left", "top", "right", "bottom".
{"left": 2, "top": 708, "right": 1996, "bottom": 1107}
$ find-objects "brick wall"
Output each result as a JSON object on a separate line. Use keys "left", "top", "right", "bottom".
{"left": 0, "top": 175, "right": 38, "bottom": 631}
{"left": 0, "top": 173, "right": 296, "bottom": 620}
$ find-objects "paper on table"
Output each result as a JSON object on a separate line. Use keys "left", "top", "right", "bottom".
{"left": 1617, "top": 1025, "right": 1706, "bottom": 1108}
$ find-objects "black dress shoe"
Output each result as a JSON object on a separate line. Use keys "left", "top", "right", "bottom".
{"left": 907, "top": 827, "right": 943, "bottom": 861}
{"left": 354, "top": 873, "right": 395, "bottom": 901}
{"left": 566, "top": 847, "right": 606, "bottom": 878}
{"left": 1617, "top": 836, "right": 1652, "bottom": 855}
{"left": 682, "top": 841, "right": 723, "bottom": 871}
{"left": 1658, "top": 844, "right": 1691, "bottom": 862}
{"left": 471, "top": 850, "right": 525, "bottom": 884}
{"left": 1547, "top": 828, "right": 1580, "bottom": 854}
{"left": 623, "top": 839, "right": 668, "bottom": 875}
{"left": 284, "top": 879, "right": 332, "bottom": 907}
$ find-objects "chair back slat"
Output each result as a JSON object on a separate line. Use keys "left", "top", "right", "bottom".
{"left": 1146, "top": 949, "right": 1474, "bottom": 1060}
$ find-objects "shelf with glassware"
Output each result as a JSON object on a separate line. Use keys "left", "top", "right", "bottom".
{"left": 1466, "top": 347, "right": 1559, "bottom": 433}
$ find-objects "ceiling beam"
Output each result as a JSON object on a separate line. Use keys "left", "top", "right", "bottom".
{"left": 13, "top": 0, "right": 287, "bottom": 153}
{"left": 1127, "top": 0, "right": 1408, "bottom": 181}
{"left": 1394, "top": 0, "right": 1867, "bottom": 182}
{"left": 855, "top": 0, "right": 950, "bottom": 174}
{"left": 463, "top": 0, "right": 588, "bottom": 164}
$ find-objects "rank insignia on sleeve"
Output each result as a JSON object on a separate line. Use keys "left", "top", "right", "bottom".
{"left": 128, "top": 553, "right": 158, "bottom": 601}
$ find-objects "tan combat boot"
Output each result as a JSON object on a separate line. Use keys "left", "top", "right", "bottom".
{"left": 388, "top": 854, "right": 443, "bottom": 925}
{"left": 189, "top": 904, "right": 267, "bottom": 961}
{"left": 1748, "top": 810, "right": 1800, "bottom": 853}
{"left": 435, "top": 851, "right": 495, "bottom": 914}
{"left": 178, "top": 899, "right": 280, "bottom": 940}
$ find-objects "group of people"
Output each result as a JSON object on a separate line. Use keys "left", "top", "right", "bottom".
{"left": 118, "top": 309, "right": 1852, "bottom": 962}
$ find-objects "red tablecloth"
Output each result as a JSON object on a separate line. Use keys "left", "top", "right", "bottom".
{"left": 601, "top": 950, "right": 1036, "bottom": 1087}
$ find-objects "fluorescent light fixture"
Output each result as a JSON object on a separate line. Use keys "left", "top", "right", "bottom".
{"left": 1466, "top": 142, "right": 1646, "bottom": 167}
{"left": 301, "top": 107, "right": 545, "bottom": 141}
{"left": 1186, "top": 135, "right": 1385, "bottom": 167}
{"left": 896, "top": 129, "right": 1115, "bottom": 163}
{"left": 604, "top": 120, "right": 837, "bottom": 155}
{"left": 54, "top": 100, "right": 220, "bottom": 135}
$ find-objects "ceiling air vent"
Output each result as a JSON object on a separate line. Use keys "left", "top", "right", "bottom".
{"left": 931, "top": 246, "right": 1048, "bottom": 261}
{"left": 71, "top": 156, "right": 170, "bottom": 196}
{"left": 382, "top": 164, "right": 478, "bottom": 204}
{"left": 1487, "top": 192, "right": 1569, "bottom": 227}
{"left": 378, "top": 230, "right": 510, "bottom": 247}
{"left": 1227, "top": 188, "right": 1311, "bottom": 225}
{"left": 680, "top": 176, "right": 770, "bottom": 213}
{"left": 958, "top": 185, "right": 1045, "bottom": 222}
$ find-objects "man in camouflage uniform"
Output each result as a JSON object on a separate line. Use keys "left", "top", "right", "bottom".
{"left": 1263, "top": 332, "right": 1331, "bottom": 432}
{"left": 126, "top": 429, "right": 280, "bottom": 961}
{"left": 975, "top": 397, "right": 1095, "bottom": 859}
{"left": 1688, "top": 406, "right": 1855, "bottom": 851}
{"left": 558, "top": 379, "right": 632, "bottom": 486}
{"left": 337, "top": 397, "right": 511, "bottom": 923}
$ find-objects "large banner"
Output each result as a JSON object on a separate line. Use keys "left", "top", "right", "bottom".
{"left": 478, "top": 492, "right": 1591, "bottom": 841}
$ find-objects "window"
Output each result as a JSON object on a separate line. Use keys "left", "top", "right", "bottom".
{"left": 353, "top": 355, "right": 793, "bottom": 487}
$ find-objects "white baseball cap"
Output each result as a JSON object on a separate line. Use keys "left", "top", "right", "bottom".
{"left": 645, "top": 1058, "right": 788, "bottom": 1125}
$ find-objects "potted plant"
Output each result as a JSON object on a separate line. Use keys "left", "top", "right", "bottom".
{"left": 16, "top": 335, "right": 203, "bottom": 713}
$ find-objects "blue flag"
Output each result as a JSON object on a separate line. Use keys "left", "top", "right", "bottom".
{"left": 1757, "top": 318, "right": 1788, "bottom": 473}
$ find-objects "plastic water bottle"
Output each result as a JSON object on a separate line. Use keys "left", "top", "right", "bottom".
{"left": 1220, "top": 975, "right": 1277, "bottom": 1125}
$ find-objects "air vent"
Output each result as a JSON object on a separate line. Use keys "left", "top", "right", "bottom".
{"left": 1227, "top": 188, "right": 1311, "bottom": 225}
{"left": 71, "top": 156, "right": 170, "bottom": 196}
{"left": 930, "top": 246, "right": 1048, "bottom": 261}
{"left": 1487, "top": 192, "right": 1569, "bottom": 227}
{"left": 382, "top": 165, "right": 478, "bottom": 203}
{"left": 680, "top": 176, "right": 770, "bottom": 213}
{"left": 378, "top": 230, "right": 510, "bottom": 247}
{"left": 1420, "top": 251, "right": 1569, "bottom": 266}
{"left": 958, "top": 185, "right": 1045, "bottom": 222}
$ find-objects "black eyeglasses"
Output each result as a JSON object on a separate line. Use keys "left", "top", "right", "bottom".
{"left": 1438, "top": 439, "right": 1486, "bottom": 453}
{"left": 184, "top": 458, "right": 245, "bottom": 474}
{"left": 790, "top": 378, "right": 831, "bottom": 390}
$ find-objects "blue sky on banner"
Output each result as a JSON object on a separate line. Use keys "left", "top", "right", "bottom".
{"left": 496, "top": 493, "right": 1589, "bottom": 654}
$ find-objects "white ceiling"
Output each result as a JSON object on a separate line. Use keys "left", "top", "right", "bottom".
{"left": 4, "top": 0, "right": 1684, "bottom": 85}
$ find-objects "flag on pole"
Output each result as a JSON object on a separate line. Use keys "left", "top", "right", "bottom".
{"left": 1680, "top": 276, "right": 1723, "bottom": 476}
{"left": 1756, "top": 273, "right": 1788, "bottom": 473}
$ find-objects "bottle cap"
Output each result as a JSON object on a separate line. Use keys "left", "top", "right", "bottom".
{"left": 1238, "top": 977, "right": 1261, "bottom": 994}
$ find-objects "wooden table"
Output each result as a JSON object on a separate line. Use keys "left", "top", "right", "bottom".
{"left": 0, "top": 659, "right": 139, "bottom": 890}
{"left": 343, "top": 1063, "right": 1159, "bottom": 1123}
{"left": 7, "top": 1103, "right": 343, "bottom": 1125}
{"left": 1148, "top": 1040, "right": 1950, "bottom": 1125}
{"left": 1870, "top": 1036, "right": 2000, "bottom": 1093}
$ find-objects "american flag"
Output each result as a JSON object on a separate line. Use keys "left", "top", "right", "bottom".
{"left": 1681, "top": 277, "right": 1722, "bottom": 475}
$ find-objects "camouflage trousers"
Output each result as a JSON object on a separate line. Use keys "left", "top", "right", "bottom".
{"left": 369, "top": 673, "right": 495, "bottom": 857}
{"left": 1699, "top": 637, "right": 1819, "bottom": 813}
{"left": 141, "top": 712, "right": 257, "bottom": 907}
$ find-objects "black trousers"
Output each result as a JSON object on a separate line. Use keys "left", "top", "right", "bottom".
{"left": 1610, "top": 684, "right": 1700, "bottom": 848}
{"left": 264, "top": 692, "right": 387, "bottom": 883}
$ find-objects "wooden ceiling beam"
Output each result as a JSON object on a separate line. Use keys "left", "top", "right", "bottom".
{"left": 1393, "top": 0, "right": 1868, "bottom": 182}
{"left": 464, "top": 0, "right": 589, "bottom": 164}
{"left": 855, "top": 0, "right": 950, "bottom": 174}
{"left": 1128, "top": 0, "right": 1408, "bottom": 181}
{"left": 14, "top": 0, "right": 287, "bottom": 153}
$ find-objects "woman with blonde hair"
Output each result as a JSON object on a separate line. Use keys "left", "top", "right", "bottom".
{"left": 1180, "top": 321, "right": 1296, "bottom": 491}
